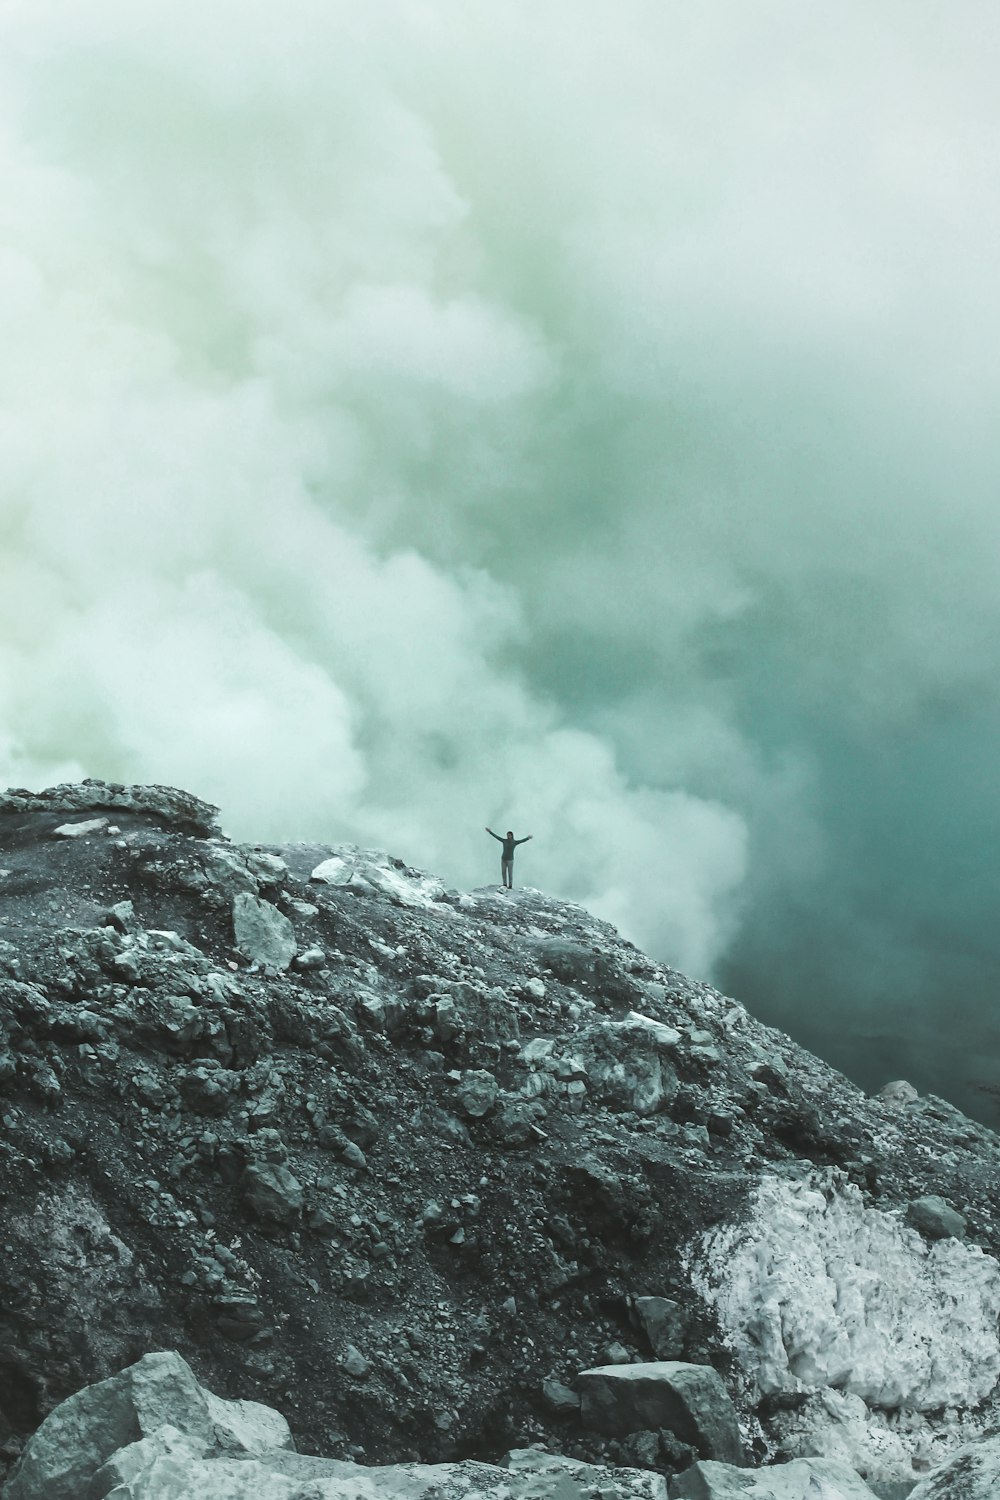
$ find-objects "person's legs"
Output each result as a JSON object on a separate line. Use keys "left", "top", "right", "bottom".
{"left": 501, "top": 858, "right": 513, "bottom": 888}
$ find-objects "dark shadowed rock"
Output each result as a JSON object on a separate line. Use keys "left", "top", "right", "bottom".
{"left": 632, "top": 1297, "right": 687, "bottom": 1361}
{"left": 579, "top": 1362, "right": 742, "bottom": 1465}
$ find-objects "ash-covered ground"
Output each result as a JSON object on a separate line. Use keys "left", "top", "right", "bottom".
{"left": 2, "top": 781, "right": 1000, "bottom": 1498}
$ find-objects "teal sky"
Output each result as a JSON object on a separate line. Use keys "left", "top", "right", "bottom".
{"left": 3, "top": 2, "right": 1000, "bottom": 1116}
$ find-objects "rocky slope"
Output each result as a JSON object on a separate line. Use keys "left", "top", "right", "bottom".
{"left": 2, "top": 781, "right": 1000, "bottom": 1499}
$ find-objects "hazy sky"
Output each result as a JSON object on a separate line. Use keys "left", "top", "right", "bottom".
{"left": 4, "top": 2, "right": 1000, "bottom": 1116}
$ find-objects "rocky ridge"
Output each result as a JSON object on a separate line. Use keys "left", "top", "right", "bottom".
{"left": 1, "top": 781, "right": 1000, "bottom": 1499}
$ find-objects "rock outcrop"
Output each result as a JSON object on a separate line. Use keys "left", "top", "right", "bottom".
{"left": 2, "top": 781, "right": 1000, "bottom": 1499}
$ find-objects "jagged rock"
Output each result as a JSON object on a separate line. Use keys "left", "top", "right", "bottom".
{"left": 578, "top": 1362, "right": 743, "bottom": 1464}
{"left": 294, "top": 947, "right": 326, "bottom": 971}
{"left": 540, "top": 1378, "right": 579, "bottom": 1413}
{"left": 342, "top": 1345, "right": 372, "bottom": 1379}
{"left": 7, "top": 1353, "right": 669, "bottom": 1500}
{"left": 572, "top": 1015, "right": 679, "bottom": 1115}
{"left": 53, "top": 816, "right": 108, "bottom": 838}
{"left": 232, "top": 894, "right": 297, "bottom": 970}
{"left": 506, "top": 1447, "right": 667, "bottom": 1500}
{"left": 907, "top": 1195, "right": 966, "bottom": 1241}
{"left": 907, "top": 1432, "right": 1000, "bottom": 1498}
{"left": 242, "top": 1162, "right": 304, "bottom": 1222}
{"left": 455, "top": 1069, "right": 499, "bottom": 1118}
{"left": 669, "top": 1456, "right": 879, "bottom": 1498}
{"left": 310, "top": 847, "right": 446, "bottom": 908}
{"left": 0, "top": 779, "right": 220, "bottom": 836}
{"left": 877, "top": 1080, "right": 919, "bottom": 1106}
{"left": 3, "top": 1351, "right": 290, "bottom": 1500}
{"left": 7, "top": 780, "right": 1000, "bottom": 1486}
{"left": 632, "top": 1297, "right": 687, "bottom": 1360}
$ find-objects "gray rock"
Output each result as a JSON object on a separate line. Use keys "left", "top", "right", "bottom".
{"left": 907, "top": 1432, "right": 1000, "bottom": 1498}
{"left": 294, "top": 947, "right": 327, "bottom": 971}
{"left": 632, "top": 1296, "right": 687, "bottom": 1360}
{"left": 906, "top": 1194, "right": 966, "bottom": 1240}
{"left": 506, "top": 1447, "right": 666, "bottom": 1500}
{"left": 242, "top": 1162, "right": 304, "bottom": 1222}
{"left": 232, "top": 893, "right": 297, "bottom": 971}
{"left": 877, "top": 1080, "right": 919, "bottom": 1105}
{"left": 342, "top": 1345, "right": 371, "bottom": 1379}
{"left": 3, "top": 1350, "right": 290, "bottom": 1500}
{"left": 0, "top": 779, "right": 220, "bottom": 836}
{"left": 573, "top": 1016, "right": 679, "bottom": 1116}
{"left": 578, "top": 1361, "right": 742, "bottom": 1465}
{"left": 455, "top": 1069, "right": 499, "bottom": 1118}
{"left": 541, "top": 1378, "right": 580, "bottom": 1413}
{"left": 669, "top": 1456, "right": 879, "bottom": 1498}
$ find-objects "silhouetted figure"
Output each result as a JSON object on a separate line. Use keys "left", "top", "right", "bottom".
{"left": 485, "top": 827, "right": 532, "bottom": 889}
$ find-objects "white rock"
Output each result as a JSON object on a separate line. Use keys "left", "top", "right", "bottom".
{"left": 669, "top": 1455, "right": 879, "bottom": 1498}
{"left": 53, "top": 817, "right": 108, "bottom": 838}
{"left": 310, "top": 846, "right": 446, "bottom": 908}
{"left": 691, "top": 1173, "right": 1000, "bottom": 1489}
{"left": 623, "top": 1012, "right": 683, "bottom": 1048}
{"left": 693, "top": 1174, "right": 1000, "bottom": 1413}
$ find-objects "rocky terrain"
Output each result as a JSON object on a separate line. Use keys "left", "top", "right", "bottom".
{"left": 2, "top": 781, "right": 1000, "bottom": 1499}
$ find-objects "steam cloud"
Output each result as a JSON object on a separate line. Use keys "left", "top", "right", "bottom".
{"left": 4, "top": 1, "right": 1000, "bottom": 1115}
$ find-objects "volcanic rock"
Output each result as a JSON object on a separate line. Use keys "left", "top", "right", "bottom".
{"left": 4, "top": 781, "right": 1000, "bottom": 1498}
{"left": 669, "top": 1457, "right": 879, "bottom": 1498}
{"left": 232, "top": 893, "right": 297, "bottom": 970}
{"left": 578, "top": 1362, "right": 742, "bottom": 1464}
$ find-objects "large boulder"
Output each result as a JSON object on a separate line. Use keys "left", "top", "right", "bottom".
{"left": 231, "top": 894, "right": 297, "bottom": 970}
{"left": 578, "top": 1362, "right": 742, "bottom": 1465}
{"left": 572, "top": 1015, "right": 680, "bottom": 1116}
{"left": 3, "top": 1352, "right": 668, "bottom": 1500}
{"left": 310, "top": 847, "right": 446, "bottom": 908}
{"left": 669, "top": 1457, "right": 879, "bottom": 1498}
{"left": 242, "top": 1162, "right": 304, "bottom": 1222}
{"left": 907, "top": 1432, "right": 1000, "bottom": 1499}
{"left": 3, "top": 1351, "right": 291, "bottom": 1500}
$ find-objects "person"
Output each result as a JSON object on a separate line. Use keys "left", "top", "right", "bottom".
{"left": 485, "top": 827, "right": 532, "bottom": 889}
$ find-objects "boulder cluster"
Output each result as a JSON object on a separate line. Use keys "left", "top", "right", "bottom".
{"left": 1, "top": 781, "right": 1000, "bottom": 1499}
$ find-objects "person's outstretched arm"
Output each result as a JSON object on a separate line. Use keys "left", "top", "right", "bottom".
{"left": 485, "top": 827, "right": 502, "bottom": 841}
{"left": 515, "top": 835, "right": 533, "bottom": 845}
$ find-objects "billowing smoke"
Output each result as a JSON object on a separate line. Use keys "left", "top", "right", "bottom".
{"left": 4, "top": 1, "right": 1000, "bottom": 1116}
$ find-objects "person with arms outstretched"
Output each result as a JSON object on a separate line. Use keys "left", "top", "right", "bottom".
{"left": 486, "top": 827, "right": 532, "bottom": 889}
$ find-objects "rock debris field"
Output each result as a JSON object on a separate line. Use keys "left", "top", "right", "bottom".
{"left": 2, "top": 782, "right": 1000, "bottom": 1498}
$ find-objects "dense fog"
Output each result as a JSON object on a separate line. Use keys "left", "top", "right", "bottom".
{"left": 4, "top": 2, "right": 1000, "bottom": 1117}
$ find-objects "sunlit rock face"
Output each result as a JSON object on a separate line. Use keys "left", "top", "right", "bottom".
{"left": 4, "top": 782, "right": 1000, "bottom": 1500}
